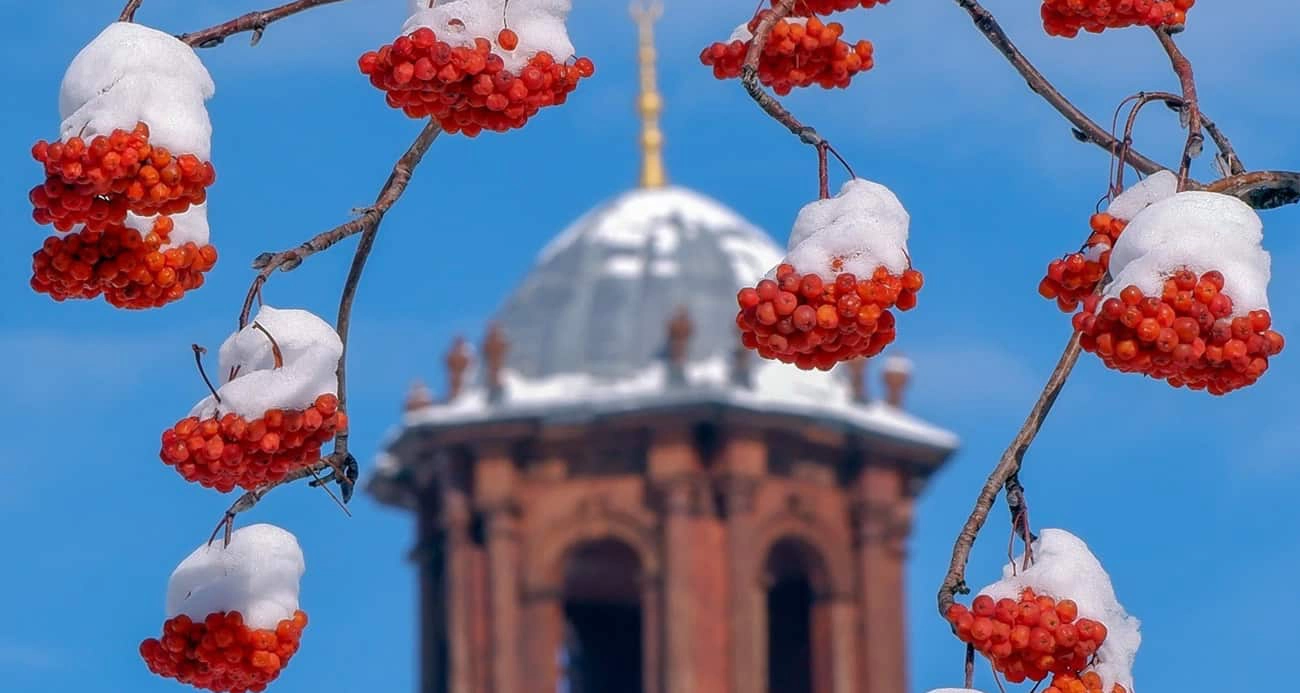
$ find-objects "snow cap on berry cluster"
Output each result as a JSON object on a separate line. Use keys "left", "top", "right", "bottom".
{"left": 403, "top": 0, "right": 575, "bottom": 74}
{"left": 1105, "top": 170, "right": 1178, "bottom": 222}
{"left": 1107, "top": 191, "right": 1271, "bottom": 315}
{"left": 59, "top": 22, "right": 214, "bottom": 159}
{"left": 189, "top": 306, "right": 343, "bottom": 421}
{"left": 979, "top": 529, "right": 1140, "bottom": 693}
{"left": 165, "top": 524, "right": 304, "bottom": 630}
{"left": 783, "top": 178, "right": 911, "bottom": 280}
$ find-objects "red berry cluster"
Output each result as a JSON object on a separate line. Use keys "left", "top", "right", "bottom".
{"left": 160, "top": 394, "right": 348, "bottom": 493}
{"left": 358, "top": 27, "right": 594, "bottom": 136}
{"left": 1042, "top": 0, "right": 1195, "bottom": 37}
{"left": 776, "top": 0, "right": 890, "bottom": 15}
{"left": 30, "top": 123, "right": 216, "bottom": 231}
{"left": 736, "top": 263, "right": 922, "bottom": 370}
{"left": 1074, "top": 270, "right": 1285, "bottom": 394}
{"left": 700, "top": 13, "right": 874, "bottom": 95}
{"left": 1038, "top": 213, "right": 1127, "bottom": 312}
{"left": 140, "top": 610, "right": 307, "bottom": 693}
{"left": 945, "top": 590, "right": 1109, "bottom": 684}
{"left": 1047, "top": 672, "right": 1128, "bottom": 693}
{"left": 31, "top": 215, "right": 218, "bottom": 309}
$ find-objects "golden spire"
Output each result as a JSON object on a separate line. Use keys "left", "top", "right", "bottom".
{"left": 631, "top": 1, "right": 667, "bottom": 189}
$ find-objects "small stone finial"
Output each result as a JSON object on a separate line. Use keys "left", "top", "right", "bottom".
{"left": 444, "top": 336, "right": 471, "bottom": 401}
{"left": 483, "top": 323, "right": 509, "bottom": 403}
{"left": 882, "top": 355, "right": 913, "bottom": 408}
{"left": 666, "top": 306, "right": 693, "bottom": 385}
{"left": 847, "top": 358, "right": 868, "bottom": 403}
{"left": 404, "top": 380, "right": 435, "bottom": 412}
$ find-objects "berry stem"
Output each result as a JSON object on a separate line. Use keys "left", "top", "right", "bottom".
{"left": 119, "top": 0, "right": 143, "bottom": 22}
{"left": 250, "top": 321, "right": 284, "bottom": 369}
{"left": 739, "top": 1, "right": 834, "bottom": 149}
{"left": 817, "top": 142, "right": 830, "bottom": 199}
{"left": 952, "top": 0, "right": 1169, "bottom": 177}
{"left": 964, "top": 642, "right": 975, "bottom": 688}
{"left": 1152, "top": 27, "right": 1202, "bottom": 191}
{"left": 936, "top": 331, "right": 1084, "bottom": 619}
{"left": 178, "top": 0, "right": 347, "bottom": 49}
{"left": 191, "top": 344, "right": 222, "bottom": 404}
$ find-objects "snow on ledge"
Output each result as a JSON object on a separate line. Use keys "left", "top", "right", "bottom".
{"left": 396, "top": 355, "right": 958, "bottom": 451}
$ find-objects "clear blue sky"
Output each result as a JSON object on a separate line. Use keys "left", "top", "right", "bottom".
{"left": 1, "top": 2, "right": 1296, "bottom": 692}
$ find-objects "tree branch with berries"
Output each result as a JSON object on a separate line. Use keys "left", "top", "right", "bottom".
{"left": 707, "top": 1, "right": 1290, "bottom": 692}
{"left": 27, "top": 1, "right": 597, "bottom": 690}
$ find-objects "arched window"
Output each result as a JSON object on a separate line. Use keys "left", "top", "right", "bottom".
{"left": 764, "top": 538, "right": 833, "bottom": 693}
{"left": 557, "top": 539, "right": 644, "bottom": 693}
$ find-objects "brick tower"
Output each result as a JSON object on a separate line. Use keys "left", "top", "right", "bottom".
{"left": 368, "top": 6, "right": 958, "bottom": 693}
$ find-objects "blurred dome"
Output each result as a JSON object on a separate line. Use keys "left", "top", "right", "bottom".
{"left": 494, "top": 186, "right": 783, "bottom": 381}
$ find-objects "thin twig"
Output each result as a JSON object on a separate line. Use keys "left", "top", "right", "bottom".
{"left": 250, "top": 321, "right": 284, "bottom": 369}
{"left": 307, "top": 466, "right": 353, "bottom": 517}
{"left": 937, "top": 332, "right": 1083, "bottom": 617}
{"left": 239, "top": 121, "right": 443, "bottom": 327}
{"left": 817, "top": 143, "right": 830, "bottom": 200}
{"left": 953, "top": 0, "right": 1169, "bottom": 177}
{"left": 1153, "top": 28, "right": 1202, "bottom": 189}
{"left": 191, "top": 344, "right": 222, "bottom": 403}
{"left": 119, "top": 0, "right": 143, "bottom": 22}
{"left": 179, "top": 0, "right": 347, "bottom": 49}
{"left": 964, "top": 643, "right": 975, "bottom": 688}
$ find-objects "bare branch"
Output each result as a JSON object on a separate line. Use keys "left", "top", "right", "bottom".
{"left": 937, "top": 332, "right": 1083, "bottom": 617}
{"left": 119, "top": 0, "right": 143, "bottom": 22}
{"left": 1206, "top": 170, "right": 1300, "bottom": 210}
{"left": 953, "top": 0, "right": 1168, "bottom": 176}
{"left": 208, "top": 453, "right": 346, "bottom": 546}
{"left": 179, "top": 0, "right": 347, "bottom": 49}
{"left": 239, "top": 121, "right": 443, "bottom": 327}
{"left": 1153, "top": 28, "right": 1203, "bottom": 189}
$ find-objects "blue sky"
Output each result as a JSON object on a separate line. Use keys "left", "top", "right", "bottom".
{"left": 0, "top": 1, "right": 1296, "bottom": 692}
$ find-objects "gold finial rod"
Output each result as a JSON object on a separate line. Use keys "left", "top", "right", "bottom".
{"left": 631, "top": 1, "right": 667, "bottom": 189}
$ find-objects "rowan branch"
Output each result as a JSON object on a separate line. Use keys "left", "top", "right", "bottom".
{"left": 1153, "top": 28, "right": 1203, "bottom": 189}
{"left": 179, "top": 0, "right": 347, "bottom": 49}
{"left": 119, "top": 0, "right": 143, "bottom": 22}
{"left": 937, "top": 332, "right": 1083, "bottom": 617}
{"left": 740, "top": 0, "right": 824, "bottom": 147}
{"left": 953, "top": 0, "right": 1168, "bottom": 177}
{"left": 1206, "top": 170, "right": 1300, "bottom": 210}
{"left": 240, "top": 120, "right": 442, "bottom": 327}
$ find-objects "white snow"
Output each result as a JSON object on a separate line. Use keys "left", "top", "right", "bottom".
{"left": 1106, "top": 191, "right": 1271, "bottom": 315}
{"left": 189, "top": 306, "right": 343, "bottom": 421}
{"left": 728, "top": 16, "right": 809, "bottom": 43}
{"left": 979, "top": 529, "right": 1140, "bottom": 693}
{"left": 58, "top": 22, "right": 214, "bottom": 160}
{"left": 1106, "top": 171, "right": 1178, "bottom": 222}
{"left": 403, "top": 0, "right": 575, "bottom": 74}
{"left": 538, "top": 186, "right": 782, "bottom": 285}
{"left": 784, "top": 178, "right": 912, "bottom": 280}
{"left": 124, "top": 203, "right": 210, "bottom": 249}
{"left": 165, "top": 524, "right": 305, "bottom": 631}
{"left": 400, "top": 355, "right": 958, "bottom": 450}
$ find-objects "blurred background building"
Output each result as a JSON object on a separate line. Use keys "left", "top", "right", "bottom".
{"left": 368, "top": 6, "right": 958, "bottom": 692}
